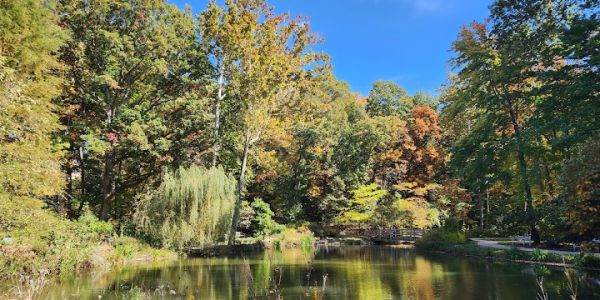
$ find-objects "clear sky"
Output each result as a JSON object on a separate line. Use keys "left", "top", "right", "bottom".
{"left": 170, "top": 0, "right": 493, "bottom": 96}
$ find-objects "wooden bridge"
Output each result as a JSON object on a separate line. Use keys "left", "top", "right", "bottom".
{"left": 368, "top": 228, "right": 428, "bottom": 243}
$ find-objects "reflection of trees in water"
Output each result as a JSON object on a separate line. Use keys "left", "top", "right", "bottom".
{"left": 40, "top": 247, "right": 600, "bottom": 299}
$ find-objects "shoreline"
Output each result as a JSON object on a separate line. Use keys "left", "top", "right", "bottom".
{"left": 415, "top": 242, "right": 600, "bottom": 272}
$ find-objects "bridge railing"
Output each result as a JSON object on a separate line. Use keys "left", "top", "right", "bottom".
{"left": 370, "top": 228, "right": 428, "bottom": 241}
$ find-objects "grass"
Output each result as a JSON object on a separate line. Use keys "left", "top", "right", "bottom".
{"left": 269, "top": 226, "right": 315, "bottom": 251}
{"left": 414, "top": 229, "right": 467, "bottom": 251}
{"left": 0, "top": 196, "right": 177, "bottom": 298}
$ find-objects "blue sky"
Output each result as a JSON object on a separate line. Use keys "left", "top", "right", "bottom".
{"left": 170, "top": 0, "right": 493, "bottom": 96}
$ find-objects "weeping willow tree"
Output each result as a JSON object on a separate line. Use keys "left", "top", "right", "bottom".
{"left": 135, "top": 166, "right": 236, "bottom": 250}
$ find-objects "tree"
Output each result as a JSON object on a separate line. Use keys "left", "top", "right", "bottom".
{"left": 337, "top": 184, "right": 387, "bottom": 228}
{"left": 134, "top": 166, "right": 236, "bottom": 250}
{"left": 446, "top": 19, "right": 542, "bottom": 243}
{"left": 249, "top": 198, "right": 284, "bottom": 237}
{"left": 412, "top": 91, "right": 439, "bottom": 109}
{"left": 205, "top": 0, "right": 327, "bottom": 245}
{"left": 442, "top": 0, "right": 599, "bottom": 241}
{"left": 365, "top": 80, "right": 413, "bottom": 117}
{"left": 560, "top": 137, "right": 600, "bottom": 238}
{"left": 245, "top": 77, "right": 369, "bottom": 223}
{"left": 0, "top": 0, "right": 67, "bottom": 199}
{"left": 198, "top": 0, "right": 238, "bottom": 168}
{"left": 57, "top": 0, "right": 206, "bottom": 220}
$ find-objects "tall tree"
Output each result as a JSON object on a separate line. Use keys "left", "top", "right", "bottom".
{"left": 365, "top": 80, "right": 413, "bottom": 117}
{"left": 203, "top": 0, "right": 327, "bottom": 244}
{"left": 0, "top": 0, "right": 67, "bottom": 199}
{"left": 447, "top": 19, "right": 542, "bottom": 243}
{"left": 198, "top": 1, "right": 236, "bottom": 168}
{"left": 57, "top": 0, "right": 206, "bottom": 220}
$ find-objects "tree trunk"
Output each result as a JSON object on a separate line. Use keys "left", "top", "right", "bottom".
{"left": 212, "top": 65, "right": 225, "bottom": 168}
{"left": 228, "top": 134, "right": 251, "bottom": 245}
{"left": 100, "top": 147, "right": 116, "bottom": 220}
{"left": 77, "top": 145, "right": 86, "bottom": 214}
{"left": 486, "top": 189, "right": 490, "bottom": 214}
{"left": 100, "top": 96, "right": 115, "bottom": 221}
{"left": 480, "top": 196, "right": 485, "bottom": 229}
{"left": 66, "top": 163, "right": 73, "bottom": 199}
{"left": 507, "top": 101, "right": 540, "bottom": 244}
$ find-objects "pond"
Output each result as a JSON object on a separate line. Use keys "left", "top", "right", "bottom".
{"left": 38, "top": 246, "right": 600, "bottom": 299}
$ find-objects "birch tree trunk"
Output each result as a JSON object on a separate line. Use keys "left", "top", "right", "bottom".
{"left": 212, "top": 64, "right": 225, "bottom": 167}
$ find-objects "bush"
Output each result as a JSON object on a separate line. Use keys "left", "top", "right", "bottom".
{"left": 0, "top": 194, "right": 174, "bottom": 280}
{"left": 72, "top": 208, "right": 114, "bottom": 238}
{"left": 505, "top": 246, "right": 527, "bottom": 260}
{"left": 574, "top": 253, "right": 600, "bottom": 269}
{"left": 580, "top": 241, "right": 599, "bottom": 253}
{"left": 0, "top": 196, "right": 101, "bottom": 277}
{"left": 250, "top": 199, "right": 285, "bottom": 237}
{"left": 530, "top": 249, "right": 548, "bottom": 262}
{"left": 415, "top": 229, "right": 467, "bottom": 251}
{"left": 273, "top": 227, "right": 314, "bottom": 250}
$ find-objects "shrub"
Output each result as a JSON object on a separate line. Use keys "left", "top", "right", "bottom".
{"left": 573, "top": 253, "right": 600, "bottom": 269}
{"left": 250, "top": 199, "right": 284, "bottom": 237}
{"left": 530, "top": 249, "right": 548, "bottom": 262}
{"left": 273, "top": 227, "right": 315, "bottom": 250}
{"left": 505, "top": 246, "right": 526, "bottom": 260}
{"left": 0, "top": 195, "right": 99, "bottom": 277}
{"left": 580, "top": 241, "right": 599, "bottom": 253}
{"left": 72, "top": 208, "right": 114, "bottom": 238}
{"left": 415, "top": 229, "right": 467, "bottom": 251}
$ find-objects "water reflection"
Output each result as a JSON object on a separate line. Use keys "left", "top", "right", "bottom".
{"left": 40, "top": 246, "right": 600, "bottom": 299}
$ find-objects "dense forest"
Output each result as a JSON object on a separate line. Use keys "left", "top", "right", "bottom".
{"left": 0, "top": 0, "right": 598, "bottom": 279}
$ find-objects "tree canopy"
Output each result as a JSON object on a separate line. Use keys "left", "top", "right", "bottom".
{"left": 0, "top": 0, "right": 598, "bottom": 255}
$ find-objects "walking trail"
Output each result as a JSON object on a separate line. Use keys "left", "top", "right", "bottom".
{"left": 469, "top": 238, "right": 582, "bottom": 255}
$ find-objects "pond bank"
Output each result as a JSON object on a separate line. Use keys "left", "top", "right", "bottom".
{"left": 186, "top": 242, "right": 265, "bottom": 257}
{"left": 185, "top": 235, "right": 372, "bottom": 257}
{"left": 417, "top": 241, "right": 600, "bottom": 271}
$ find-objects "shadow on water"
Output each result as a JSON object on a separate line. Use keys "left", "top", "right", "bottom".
{"left": 36, "top": 246, "right": 600, "bottom": 299}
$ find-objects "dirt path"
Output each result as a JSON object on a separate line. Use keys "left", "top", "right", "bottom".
{"left": 469, "top": 238, "right": 582, "bottom": 255}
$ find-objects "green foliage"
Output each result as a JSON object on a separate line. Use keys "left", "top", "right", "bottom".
{"left": 573, "top": 253, "right": 600, "bottom": 269}
{"left": 56, "top": 0, "right": 209, "bottom": 220}
{"left": 414, "top": 229, "right": 467, "bottom": 251}
{"left": 412, "top": 91, "right": 439, "bottom": 109}
{"left": 442, "top": 0, "right": 600, "bottom": 243}
{"left": 336, "top": 184, "right": 387, "bottom": 227}
{"left": 134, "top": 166, "right": 236, "bottom": 250}
{"left": 1, "top": 0, "right": 599, "bottom": 285}
{"left": 387, "top": 197, "right": 441, "bottom": 229}
{"left": 250, "top": 199, "right": 285, "bottom": 237}
{"left": 272, "top": 227, "right": 315, "bottom": 250}
{"left": 366, "top": 80, "right": 413, "bottom": 117}
{"left": 530, "top": 249, "right": 548, "bottom": 262}
{"left": 0, "top": 195, "right": 113, "bottom": 278}
{"left": 0, "top": 0, "right": 66, "bottom": 197}
{"left": 72, "top": 209, "right": 114, "bottom": 238}
{"left": 559, "top": 137, "right": 600, "bottom": 237}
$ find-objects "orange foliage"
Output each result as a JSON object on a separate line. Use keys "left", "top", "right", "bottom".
{"left": 374, "top": 106, "right": 444, "bottom": 191}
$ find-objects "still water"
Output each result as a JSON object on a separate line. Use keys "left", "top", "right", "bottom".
{"left": 40, "top": 246, "right": 600, "bottom": 299}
